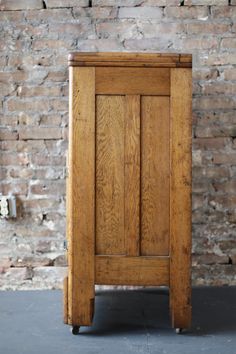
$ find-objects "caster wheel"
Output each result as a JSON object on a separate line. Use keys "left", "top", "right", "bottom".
{"left": 71, "top": 326, "right": 80, "bottom": 335}
{"left": 175, "top": 328, "right": 183, "bottom": 334}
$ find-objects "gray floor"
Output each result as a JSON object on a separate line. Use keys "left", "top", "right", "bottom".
{"left": 0, "top": 287, "right": 235, "bottom": 354}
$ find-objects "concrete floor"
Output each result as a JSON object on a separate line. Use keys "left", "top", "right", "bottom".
{"left": 0, "top": 287, "right": 235, "bottom": 354}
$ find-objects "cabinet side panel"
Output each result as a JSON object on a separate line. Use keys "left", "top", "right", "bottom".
{"left": 141, "top": 96, "right": 170, "bottom": 256}
{"left": 170, "top": 68, "right": 192, "bottom": 329}
{"left": 96, "top": 95, "right": 125, "bottom": 255}
{"left": 67, "top": 66, "right": 95, "bottom": 326}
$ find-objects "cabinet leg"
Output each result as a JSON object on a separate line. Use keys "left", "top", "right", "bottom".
{"left": 169, "top": 288, "right": 191, "bottom": 330}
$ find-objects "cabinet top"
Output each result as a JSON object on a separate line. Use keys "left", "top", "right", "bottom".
{"left": 68, "top": 52, "right": 192, "bottom": 68}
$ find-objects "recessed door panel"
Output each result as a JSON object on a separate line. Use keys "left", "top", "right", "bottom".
{"left": 141, "top": 96, "right": 170, "bottom": 256}
{"left": 96, "top": 95, "right": 125, "bottom": 255}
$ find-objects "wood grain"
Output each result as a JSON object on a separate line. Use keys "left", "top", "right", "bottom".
{"left": 170, "top": 68, "right": 192, "bottom": 329}
{"left": 96, "top": 95, "right": 125, "bottom": 255}
{"left": 95, "top": 256, "right": 169, "bottom": 286}
{"left": 63, "top": 276, "right": 68, "bottom": 324}
{"left": 96, "top": 68, "right": 170, "bottom": 95}
{"left": 68, "top": 52, "right": 192, "bottom": 68}
{"left": 125, "top": 95, "right": 140, "bottom": 256}
{"left": 67, "top": 66, "right": 95, "bottom": 326}
{"left": 141, "top": 96, "right": 170, "bottom": 256}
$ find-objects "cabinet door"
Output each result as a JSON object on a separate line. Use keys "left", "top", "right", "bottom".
{"left": 95, "top": 67, "right": 170, "bottom": 257}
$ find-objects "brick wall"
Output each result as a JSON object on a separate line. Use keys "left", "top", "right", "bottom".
{"left": 0, "top": 0, "right": 236, "bottom": 289}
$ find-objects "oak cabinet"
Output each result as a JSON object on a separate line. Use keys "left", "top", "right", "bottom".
{"left": 64, "top": 52, "right": 192, "bottom": 334}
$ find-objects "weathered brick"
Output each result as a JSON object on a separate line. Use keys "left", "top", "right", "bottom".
{"left": 12, "top": 256, "right": 53, "bottom": 267}
{"left": 0, "top": 152, "right": 30, "bottom": 166}
{"left": 48, "top": 21, "right": 95, "bottom": 40}
{"left": 93, "top": 0, "right": 143, "bottom": 5}
{"left": 45, "top": 0, "right": 88, "bottom": 7}
{"left": 124, "top": 38, "right": 173, "bottom": 51}
{"left": 193, "top": 68, "right": 219, "bottom": 80}
{"left": 224, "top": 68, "right": 236, "bottom": 81}
{"left": 221, "top": 37, "right": 236, "bottom": 49}
{"left": 39, "top": 114, "right": 61, "bottom": 126}
{"left": 9, "top": 168, "right": 34, "bottom": 179}
{"left": 30, "top": 181, "right": 65, "bottom": 196}
{"left": 31, "top": 154, "right": 65, "bottom": 166}
{"left": 186, "top": 22, "right": 230, "bottom": 35}
{"left": 119, "top": 7, "right": 163, "bottom": 19}
{"left": 164, "top": 6, "right": 208, "bottom": 19}
{"left": 193, "top": 96, "right": 236, "bottom": 110}
{"left": 192, "top": 254, "right": 229, "bottom": 266}
{"left": 24, "top": 8, "right": 73, "bottom": 23}
{"left": 0, "top": 128, "right": 18, "bottom": 140}
{"left": 49, "top": 99, "right": 68, "bottom": 112}
{"left": 137, "top": 22, "right": 185, "bottom": 38}
{"left": 73, "top": 6, "right": 117, "bottom": 19}
{"left": 175, "top": 37, "right": 218, "bottom": 50}
{"left": 185, "top": 0, "right": 227, "bottom": 5}
{"left": 193, "top": 137, "right": 230, "bottom": 150}
{"left": 1, "top": 182, "right": 28, "bottom": 195}
{"left": 96, "top": 21, "right": 140, "bottom": 41}
{"left": 17, "top": 86, "right": 62, "bottom": 97}
{"left": 212, "top": 153, "right": 236, "bottom": 165}
{"left": 0, "top": 0, "right": 43, "bottom": 11}
{"left": 32, "top": 39, "right": 74, "bottom": 51}
{"left": 2, "top": 140, "right": 47, "bottom": 155}
{"left": 211, "top": 5, "right": 236, "bottom": 18}
{"left": 0, "top": 0, "right": 235, "bottom": 289}
{"left": 7, "top": 99, "right": 50, "bottom": 112}
{"left": 18, "top": 127, "right": 62, "bottom": 140}
{"left": 201, "top": 82, "right": 236, "bottom": 96}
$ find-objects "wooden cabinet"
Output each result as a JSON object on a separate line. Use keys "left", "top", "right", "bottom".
{"left": 64, "top": 52, "right": 192, "bottom": 334}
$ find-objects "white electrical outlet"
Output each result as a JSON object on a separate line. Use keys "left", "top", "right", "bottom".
{"left": 0, "top": 195, "right": 17, "bottom": 218}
